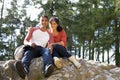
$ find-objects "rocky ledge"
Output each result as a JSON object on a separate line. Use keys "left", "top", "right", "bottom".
{"left": 0, "top": 57, "right": 119, "bottom": 80}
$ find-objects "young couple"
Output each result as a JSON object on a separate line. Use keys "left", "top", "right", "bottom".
{"left": 14, "top": 15, "right": 81, "bottom": 79}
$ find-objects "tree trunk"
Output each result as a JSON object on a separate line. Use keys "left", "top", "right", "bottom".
{"left": 107, "top": 49, "right": 110, "bottom": 64}
{"left": 89, "top": 39, "right": 92, "bottom": 60}
{"left": 114, "top": 0, "right": 120, "bottom": 67}
{"left": 78, "top": 46, "right": 81, "bottom": 58}
{"left": 102, "top": 47, "right": 104, "bottom": 62}
{"left": 0, "top": 0, "right": 4, "bottom": 40}
{"left": 82, "top": 41, "right": 85, "bottom": 59}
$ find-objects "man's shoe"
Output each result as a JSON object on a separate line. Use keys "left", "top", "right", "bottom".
{"left": 14, "top": 60, "right": 26, "bottom": 79}
{"left": 44, "top": 64, "right": 54, "bottom": 77}
{"left": 24, "top": 67, "right": 29, "bottom": 74}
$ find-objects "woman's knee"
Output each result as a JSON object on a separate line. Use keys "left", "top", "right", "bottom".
{"left": 53, "top": 44, "right": 62, "bottom": 49}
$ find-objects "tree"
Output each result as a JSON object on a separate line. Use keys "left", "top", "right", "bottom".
{"left": 114, "top": 0, "right": 120, "bottom": 66}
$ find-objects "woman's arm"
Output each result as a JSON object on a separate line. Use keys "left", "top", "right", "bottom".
{"left": 52, "top": 30, "right": 67, "bottom": 47}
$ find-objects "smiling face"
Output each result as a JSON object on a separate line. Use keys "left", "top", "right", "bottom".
{"left": 39, "top": 16, "right": 49, "bottom": 28}
{"left": 49, "top": 20, "right": 58, "bottom": 30}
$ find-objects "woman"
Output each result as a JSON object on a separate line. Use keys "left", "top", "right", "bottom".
{"left": 49, "top": 17, "right": 81, "bottom": 69}
{"left": 14, "top": 15, "right": 54, "bottom": 79}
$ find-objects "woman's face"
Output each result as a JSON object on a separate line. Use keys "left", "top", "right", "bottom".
{"left": 50, "top": 20, "right": 58, "bottom": 30}
{"left": 40, "top": 17, "right": 48, "bottom": 27}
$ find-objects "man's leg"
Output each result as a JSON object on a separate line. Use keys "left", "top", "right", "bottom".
{"left": 39, "top": 47, "right": 54, "bottom": 77}
{"left": 22, "top": 50, "right": 38, "bottom": 74}
{"left": 14, "top": 50, "right": 35, "bottom": 79}
{"left": 14, "top": 60, "right": 26, "bottom": 79}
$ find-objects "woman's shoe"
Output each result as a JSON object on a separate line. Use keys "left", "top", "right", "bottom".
{"left": 54, "top": 57, "right": 62, "bottom": 69}
{"left": 68, "top": 56, "right": 81, "bottom": 69}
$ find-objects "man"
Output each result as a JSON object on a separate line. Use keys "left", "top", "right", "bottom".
{"left": 14, "top": 15, "right": 54, "bottom": 79}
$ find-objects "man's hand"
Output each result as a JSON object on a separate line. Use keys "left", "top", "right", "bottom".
{"left": 47, "top": 43, "right": 53, "bottom": 54}
{"left": 31, "top": 43, "right": 36, "bottom": 48}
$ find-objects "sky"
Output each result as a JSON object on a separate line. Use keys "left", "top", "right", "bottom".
{"left": 1, "top": 0, "right": 80, "bottom": 21}
{"left": 1, "top": 0, "right": 43, "bottom": 20}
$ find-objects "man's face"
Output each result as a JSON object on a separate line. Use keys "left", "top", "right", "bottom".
{"left": 40, "top": 17, "right": 48, "bottom": 27}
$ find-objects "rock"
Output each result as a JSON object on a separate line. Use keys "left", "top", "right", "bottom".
{"left": 14, "top": 45, "right": 25, "bottom": 60}
{"left": 0, "top": 57, "right": 119, "bottom": 80}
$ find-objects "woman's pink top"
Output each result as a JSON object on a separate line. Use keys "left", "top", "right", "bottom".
{"left": 53, "top": 30, "right": 67, "bottom": 47}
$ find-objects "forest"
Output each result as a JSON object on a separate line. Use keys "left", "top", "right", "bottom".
{"left": 0, "top": 0, "right": 120, "bottom": 66}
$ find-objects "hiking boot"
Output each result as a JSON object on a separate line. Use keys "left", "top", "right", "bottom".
{"left": 44, "top": 64, "right": 54, "bottom": 77}
{"left": 54, "top": 57, "right": 62, "bottom": 68}
{"left": 14, "top": 60, "right": 26, "bottom": 79}
{"left": 68, "top": 56, "right": 81, "bottom": 69}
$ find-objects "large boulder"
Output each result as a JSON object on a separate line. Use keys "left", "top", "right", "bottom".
{"left": 0, "top": 57, "right": 120, "bottom": 80}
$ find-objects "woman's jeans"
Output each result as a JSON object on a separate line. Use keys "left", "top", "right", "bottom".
{"left": 52, "top": 44, "right": 71, "bottom": 58}
{"left": 21, "top": 46, "right": 53, "bottom": 72}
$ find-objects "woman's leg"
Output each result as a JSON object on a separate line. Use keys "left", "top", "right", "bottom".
{"left": 52, "top": 44, "right": 71, "bottom": 68}
{"left": 53, "top": 44, "right": 71, "bottom": 58}
{"left": 53, "top": 44, "right": 81, "bottom": 69}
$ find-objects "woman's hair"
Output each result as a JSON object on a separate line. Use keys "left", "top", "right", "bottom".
{"left": 49, "top": 17, "right": 63, "bottom": 32}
